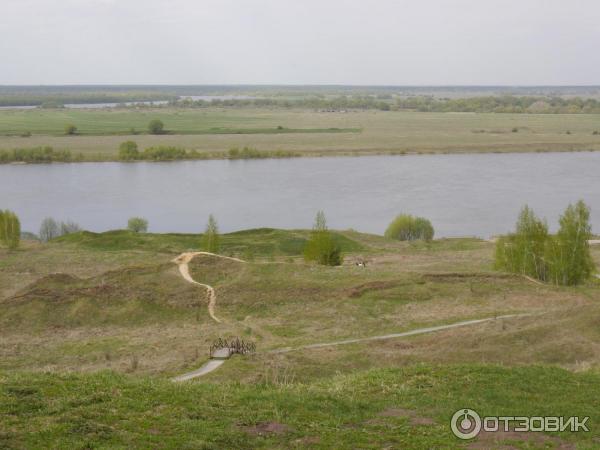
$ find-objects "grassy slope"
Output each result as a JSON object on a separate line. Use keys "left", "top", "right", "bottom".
{"left": 1, "top": 232, "right": 600, "bottom": 448}
{"left": 1, "top": 232, "right": 598, "bottom": 376}
{"left": 1, "top": 108, "right": 600, "bottom": 158}
{"left": 1, "top": 365, "right": 598, "bottom": 449}
{"left": 51, "top": 228, "right": 364, "bottom": 256}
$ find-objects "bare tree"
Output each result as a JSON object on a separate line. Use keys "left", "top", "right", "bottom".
{"left": 39, "top": 217, "right": 60, "bottom": 242}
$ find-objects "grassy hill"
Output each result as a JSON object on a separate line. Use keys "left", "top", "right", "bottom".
{"left": 53, "top": 228, "right": 364, "bottom": 256}
{"left": 1, "top": 230, "right": 600, "bottom": 447}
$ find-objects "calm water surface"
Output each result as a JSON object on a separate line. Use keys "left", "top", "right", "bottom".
{"left": 1, "top": 152, "right": 599, "bottom": 238}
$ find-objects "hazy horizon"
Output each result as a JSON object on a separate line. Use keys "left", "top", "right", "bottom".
{"left": 2, "top": 84, "right": 600, "bottom": 88}
{"left": 2, "top": 0, "right": 600, "bottom": 86}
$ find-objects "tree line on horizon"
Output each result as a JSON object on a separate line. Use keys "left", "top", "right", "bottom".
{"left": 170, "top": 95, "right": 600, "bottom": 114}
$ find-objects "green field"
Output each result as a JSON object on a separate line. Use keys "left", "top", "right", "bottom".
{"left": 1, "top": 229, "right": 600, "bottom": 447}
{"left": 1, "top": 108, "right": 600, "bottom": 160}
{"left": 3, "top": 365, "right": 599, "bottom": 449}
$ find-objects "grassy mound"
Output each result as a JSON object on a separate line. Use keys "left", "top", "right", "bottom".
{"left": 1, "top": 263, "right": 198, "bottom": 330}
{"left": 53, "top": 228, "right": 366, "bottom": 257}
{"left": 1, "top": 364, "right": 597, "bottom": 449}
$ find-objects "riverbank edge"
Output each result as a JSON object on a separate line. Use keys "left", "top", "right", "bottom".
{"left": 2, "top": 146, "right": 600, "bottom": 165}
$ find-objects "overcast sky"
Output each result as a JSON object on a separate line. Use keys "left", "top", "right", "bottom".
{"left": 1, "top": 0, "right": 599, "bottom": 85}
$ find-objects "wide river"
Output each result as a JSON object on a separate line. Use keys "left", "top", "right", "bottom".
{"left": 1, "top": 152, "right": 599, "bottom": 238}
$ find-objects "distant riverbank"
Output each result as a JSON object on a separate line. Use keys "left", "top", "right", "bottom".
{"left": 1, "top": 145, "right": 599, "bottom": 164}
{"left": 2, "top": 108, "right": 600, "bottom": 160}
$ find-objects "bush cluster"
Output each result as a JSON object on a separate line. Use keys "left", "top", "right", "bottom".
{"left": 127, "top": 217, "right": 148, "bottom": 233}
{"left": 39, "top": 217, "right": 82, "bottom": 242}
{"left": 0, "top": 210, "right": 20, "bottom": 249}
{"left": 148, "top": 119, "right": 165, "bottom": 135}
{"left": 64, "top": 124, "right": 77, "bottom": 135}
{"left": 228, "top": 147, "right": 298, "bottom": 159}
{"left": 202, "top": 215, "right": 220, "bottom": 253}
{"left": 495, "top": 201, "right": 595, "bottom": 285}
{"left": 118, "top": 141, "right": 187, "bottom": 161}
{"left": 0, "top": 147, "right": 72, "bottom": 164}
{"left": 384, "top": 214, "right": 434, "bottom": 241}
{"left": 118, "top": 141, "right": 299, "bottom": 162}
{"left": 304, "top": 211, "right": 343, "bottom": 266}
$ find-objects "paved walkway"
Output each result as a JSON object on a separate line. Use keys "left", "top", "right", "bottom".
{"left": 172, "top": 313, "right": 532, "bottom": 381}
{"left": 270, "top": 313, "right": 532, "bottom": 354}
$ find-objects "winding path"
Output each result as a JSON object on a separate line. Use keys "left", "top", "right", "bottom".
{"left": 172, "top": 313, "right": 533, "bottom": 382}
{"left": 170, "top": 247, "right": 591, "bottom": 381}
{"left": 172, "top": 252, "right": 245, "bottom": 323}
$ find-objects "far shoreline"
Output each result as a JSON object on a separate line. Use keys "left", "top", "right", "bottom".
{"left": 2, "top": 146, "right": 600, "bottom": 165}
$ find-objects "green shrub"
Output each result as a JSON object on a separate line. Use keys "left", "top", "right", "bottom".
{"left": 127, "top": 217, "right": 148, "bottom": 233}
{"left": 304, "top": 211, "right": 343, "bottom": 266}
{"left": 202, "top": 214, "right": 220, "bottom": 253}
{"left": 64, "top": 124, "right": 77, "bottom": 135}
{"left": 143, "top": 146, "right": 186, "bottom": 161}
{"left": 0, "top": 210, "right": 21, "bottom": 249}
{"left": 148, "top": 119, "right": 164, "bottom": 135}
{"left": 384, "top": 214, "right": 434, "bottom": 241}
{"left": 227, "top": 146, "right": 299, "bottom": 160}
{"left": 545, "top": 201, "right": 594, "bottom": 285}
{"left": 118, "top": 141, "right": 139, "bottom": 161}
{"left": 495, "top": 201, "right": 594, "bottom": 285}
{"left": 0, "top": 147, "right": 72, "bottom": 164}
{"left": 494, "top": 206, "right": 549, "bottom": 280}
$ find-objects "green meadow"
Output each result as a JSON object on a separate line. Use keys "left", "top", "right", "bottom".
{"left": 1, "top": 108, "right": 600, "bottom": 160}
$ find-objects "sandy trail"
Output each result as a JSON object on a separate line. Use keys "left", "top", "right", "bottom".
{"left": 172, "top": 252, "right": 245, "bottom": 323}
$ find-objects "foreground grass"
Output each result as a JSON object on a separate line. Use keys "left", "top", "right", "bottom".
{"left": 1, "top": 108, "right": 600, "bottom": 159}
{"left": 1, "top": 365, "right": 599, "bottom": 449}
